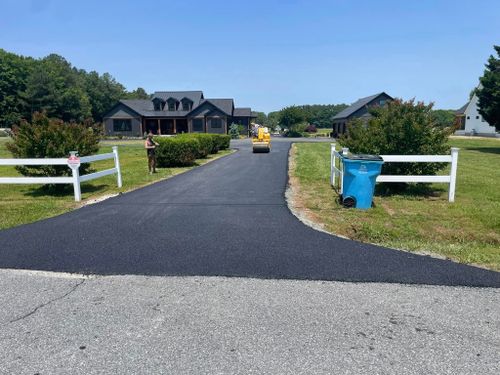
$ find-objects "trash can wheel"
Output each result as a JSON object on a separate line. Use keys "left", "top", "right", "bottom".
{"left": 342, "top": 196, "right": 356, "bottom": 208}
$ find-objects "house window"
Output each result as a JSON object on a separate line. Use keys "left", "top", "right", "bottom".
{"left": 182, "top": 101, "right": 191, "bottom": 111}
{"left": 379, "top": 99, "right": 386, "bottom": 106}
{"left": 211, "top": 118, "right": 222, "bottom": 128}
{"left": 113, "top": 119, "right": 132, "bottom": 132}
{"left": 168, "top": 101, "right": 176, "bottom": 111}
{"left": 476, "top": 115, "right": 479, "bottom": 119}
{"left": 466, "top": 116, "right": 470, "bottom": 119}
{"left": 193, "top": 118, "right": 203, "bottom": 132}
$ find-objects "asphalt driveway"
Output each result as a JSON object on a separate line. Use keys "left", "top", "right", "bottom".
{"left": 0, "top": 138, "right": 498, "bottom": 287}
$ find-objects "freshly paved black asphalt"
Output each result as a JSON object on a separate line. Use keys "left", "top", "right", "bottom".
{"left": 0, "top": 138, "right": 498, "bottom": 287}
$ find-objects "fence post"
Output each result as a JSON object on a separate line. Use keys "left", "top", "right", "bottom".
{"left": 112, "top": 146, "right": 122, "bottom": 188}
{"left": 448, "top": 147, "right": 459, "bottom": 202}
{"left": 69, "top": 151, "right": 81, "bottom": 202}
{"left": 339, "top": 148, "right": 349, "bottom": 195}
{"left": 330, "top": 143, "right": 336, "bottom": 186}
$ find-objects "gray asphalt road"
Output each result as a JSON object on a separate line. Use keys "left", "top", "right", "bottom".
{"left": 1, "top": 270, "right": 499, "bottom": 375}
{"left": 0, "top": 138, "right": 498, "bottom": 287}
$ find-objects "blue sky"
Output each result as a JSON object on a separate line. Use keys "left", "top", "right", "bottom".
{"left": 1, "top": 0, "right": 499, "bottom": 113}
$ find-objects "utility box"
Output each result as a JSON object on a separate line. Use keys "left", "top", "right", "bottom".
{"left": 341, "top": 154, "right": 384, "bottom": 209}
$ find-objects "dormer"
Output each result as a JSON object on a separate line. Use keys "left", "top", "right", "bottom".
{"left": 166, "top": 97, "right": 179, "bottom": 111}
{"left": 181, "top": 97, "right": 193, "bottom": 111}
{"left": 152, "top": 97, "right": 165, "bottom": 111}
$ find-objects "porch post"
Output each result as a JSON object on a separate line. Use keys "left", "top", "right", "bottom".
{"left": 174, "top": 119, "right": 177, "bottom": 134}
{"left": 157, "top": 119, "right": 161, "bottom": 135}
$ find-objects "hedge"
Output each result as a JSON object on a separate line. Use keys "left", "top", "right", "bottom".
{"left": 154, "top": 133, "right": 231, "bottom": 167}
{"left": 215, "top": 134, "right": 231, "bottom": 150}
{"left": 177, "top": 134, "right": 212, "bottom": 158}
{"left": 154, "top": 137, "right": 199, "bottom": 167}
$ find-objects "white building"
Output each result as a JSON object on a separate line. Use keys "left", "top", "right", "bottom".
{"left": 455, "top": 92, "right": 497, "bottom": 136}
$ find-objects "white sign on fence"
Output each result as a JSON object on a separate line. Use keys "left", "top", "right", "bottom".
{"left": 0, "top": 146, "right": 122, "bottom": 202}
{"left": 330, "top": 143, "right": 459, "bottom": 202}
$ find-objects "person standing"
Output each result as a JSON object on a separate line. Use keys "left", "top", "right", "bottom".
{"left": 145, "top": 132, "right": 159, "bottom": 174}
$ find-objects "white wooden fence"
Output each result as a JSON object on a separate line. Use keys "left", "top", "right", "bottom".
{"left": 0, "top": 146, "right": 122, "bottom": 202}
{"left": 330, "top": 143, "right": 459, "bottom": 202}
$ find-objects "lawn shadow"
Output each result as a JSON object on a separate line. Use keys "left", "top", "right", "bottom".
{"left": 465, "top": 147, "right": 500, "bottom": 155}
{"left": 375, "top": 183, "right": 446, "bottom": 198}
{"left": 24, "top": 184, "right": 109, "bottom": 198}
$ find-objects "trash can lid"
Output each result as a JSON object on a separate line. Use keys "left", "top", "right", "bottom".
{"left": 344, "top": 154, "right": 384, "bottom": 161}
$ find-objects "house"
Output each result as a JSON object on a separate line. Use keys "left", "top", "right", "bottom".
{"left": 103, "top": 90, "right": 256, "bottom": 136}
{"left": 332, "top": 92, "right": 393, "bottom": 136}
{"left": 455, "top": 91, "right": 497, "bottom": 136}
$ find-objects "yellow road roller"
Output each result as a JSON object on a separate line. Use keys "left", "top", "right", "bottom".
{"left": 251, "top": 125, "right": 271, "bottom": 153}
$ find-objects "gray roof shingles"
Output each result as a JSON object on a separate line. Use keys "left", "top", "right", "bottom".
{"left": 152, "top": 91, "right": 203, "bottom": 104}
{"left": 115, "top": 91, "right": 253, "bottom": 118}
{"left": 333, "top": 92, "right": 392, "bottom": 120}
{"left": 233, "top": 107, "right": 252, "bottom": 117}
{"left": 455, "top": 102, "right": 469, "bottom": 115}
{"left": 201, "top": 99, "right": 234, "bottom": 116}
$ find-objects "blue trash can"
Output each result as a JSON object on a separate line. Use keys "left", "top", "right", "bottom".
{"left": 341, "top": 154, "right": 384, "bottom": 209}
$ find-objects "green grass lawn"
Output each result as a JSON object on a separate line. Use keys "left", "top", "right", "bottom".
{"left": 290, "top": 137, "right": 500, "bottom": 270}
{"left": 0, "top": 138, "right": 232, "bottom": 229}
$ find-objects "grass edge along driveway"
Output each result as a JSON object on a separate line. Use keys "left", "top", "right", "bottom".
{"left": 0, "top": 138, "right": 233, "bottom": 230}
{"left": 289, "top": 137, "right": 500, "bottom": 271}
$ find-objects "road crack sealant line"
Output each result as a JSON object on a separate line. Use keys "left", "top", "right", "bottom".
{"left": 7, "top": 278, "right": 86, "bottom": 324}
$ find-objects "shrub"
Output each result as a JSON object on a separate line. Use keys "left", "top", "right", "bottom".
{"left": 154, "top": 136, "right": 198, "bottom": 167}
{"left": 340, "top": 99, "right": 452, "bottom": 179}
{"left": 229, "top": 123, "right": 240, "bottom": 139}
{"left": 6, "top": 112, "right": 100, "bottom": 178}
{"left": 305, "top": 124, "right": 318, "bottom": 133}
{"left": 177, "top": 133, "right": 212, "bottom": 158}
{"left": 215, "top": 134, "right": 230, "bottom": 150}
{"left": 195, "top": 133, "right": 219, "bottom": 154}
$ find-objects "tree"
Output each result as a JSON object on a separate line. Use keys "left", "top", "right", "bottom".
{"left": 6, "top": 112, "right": 100, "bottom": 185}
{"left": 340, "top": 99, "right": 452, "bottom": 179}
{"left": 267, "top": 111, "right": 280, "bottom": 130}
{"left": 82, "top": 71, "right": 127, "bottom": 121}
{"left": 0, "top": 49, "right": 141, "bottom": 125}
{"left": 278, "top": 106, "right": 306, "bottom": 128}
{"left": 0, "top": 49, "right": 34, "bottom": 127}
{"left": 299, "top": 104, "right": 348, "bottom": 128}
{"left": 253, "top": 111, "right": 267, "bottom": 126}
{"left": 229, "top": 123, "right": 240, "bottom": 139}
{"left": 431, "top": 109, "right": 456, "bottom": 128}
{"left": 477, "top": 45, "right": 500, "bottom": 131}
{"left": 126, "top": 87, "right": 150, "bottom": 99}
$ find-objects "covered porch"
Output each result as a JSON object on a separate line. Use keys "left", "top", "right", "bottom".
{"left": 143, "top": 118, "right": 189, "bottom": 135}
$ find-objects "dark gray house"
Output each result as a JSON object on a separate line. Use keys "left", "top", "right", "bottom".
{"left": 332, "top": 92, "right": 393, "bottom": 135}
{"left": 103, "top": 90, "right": 256, "bottom": 136}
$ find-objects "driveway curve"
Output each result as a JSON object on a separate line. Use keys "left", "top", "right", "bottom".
{"left": 0, "top": 138, "right": 498, "bottom": 287}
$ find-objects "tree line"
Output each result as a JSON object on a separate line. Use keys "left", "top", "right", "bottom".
{"left": 0, "top": 49, "right": 149, "bottom": 128}
{"left": 253, "top": 103, "right": 349, "bottom": 130}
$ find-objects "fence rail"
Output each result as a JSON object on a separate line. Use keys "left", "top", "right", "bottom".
{"left": 0, "top": 146, "right": 122, "bottom": 202}
{"left": 330, "top": 143, "right": 459, "bottom": 202}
